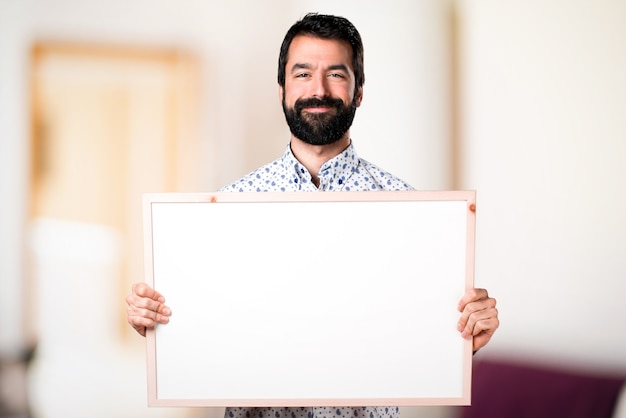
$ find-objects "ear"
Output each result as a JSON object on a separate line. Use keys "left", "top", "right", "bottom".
{"left": 354, "top": 87, "right": 363, "bottom": 107}
{"left": 278, "top": 84, "right": 284, "bottom": 102}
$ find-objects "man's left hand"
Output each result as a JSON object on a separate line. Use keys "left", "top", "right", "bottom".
{"left": 458, "top": 288, "right": 499, "bottom": 352}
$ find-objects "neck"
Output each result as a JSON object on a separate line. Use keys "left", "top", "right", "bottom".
{"left": 290, "top": 134, "right": 351, "bottom": 187}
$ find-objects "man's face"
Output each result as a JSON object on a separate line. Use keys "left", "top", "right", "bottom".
{"left": 281, "top": 35, "right": 362, "bottom": 146}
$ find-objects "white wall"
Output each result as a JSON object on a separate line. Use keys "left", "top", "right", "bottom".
{"left": 0, "top": 0, "right": 30, "bottom": 357}
{"left": 457, "top": 0, "right": 626, "bottom": 368}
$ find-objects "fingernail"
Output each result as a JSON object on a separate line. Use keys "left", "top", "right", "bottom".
{"left": 162, "top": 307, "right": 171, "bottom": 315}
{"left": 457, "top": 323, "right": 463, "bottom": 331}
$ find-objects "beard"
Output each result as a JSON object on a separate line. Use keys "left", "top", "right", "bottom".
{"left": 282, "top": 94, "right": 357, "bottom": 146}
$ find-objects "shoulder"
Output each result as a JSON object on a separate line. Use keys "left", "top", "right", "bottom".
{"left": 219, "top": 158, "right": 296, "bottom": 192}
{"left": 354, "top": 158, "right": 414, "bottom": 191}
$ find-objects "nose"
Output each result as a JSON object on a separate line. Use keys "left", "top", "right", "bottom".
{"left": 308, "top": 74, "right": 329, "bottom": 98}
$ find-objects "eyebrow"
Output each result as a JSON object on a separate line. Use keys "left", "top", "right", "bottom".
{"left": 290, "top": 63, "right": 350, "bottom": 73}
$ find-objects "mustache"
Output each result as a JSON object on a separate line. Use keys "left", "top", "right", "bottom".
{"left": 294, "top": 96, "right": 345, "bottom": 113}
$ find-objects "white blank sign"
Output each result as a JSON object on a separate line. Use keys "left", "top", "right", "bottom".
{"left": 143, "top": 191, "right": 475, "bottom": 407}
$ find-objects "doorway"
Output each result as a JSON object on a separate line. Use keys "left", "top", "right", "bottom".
{"left": 27, "top": 42, "right": 203, "bottom": 417}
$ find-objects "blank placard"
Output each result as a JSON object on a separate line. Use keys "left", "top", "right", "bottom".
{"left": 143, "top": 191, "right": 475, "bottom": 407}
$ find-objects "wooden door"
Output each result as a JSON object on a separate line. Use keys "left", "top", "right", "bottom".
{"left": 29, "top": 43, "right": 201, "bottom": 342}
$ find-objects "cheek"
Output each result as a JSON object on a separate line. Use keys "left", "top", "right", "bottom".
{"left": 329, "top": 84, "right": 355, "bottom": 103}
{"left": 283, "top": 85, "right": 305, "bottom": 107}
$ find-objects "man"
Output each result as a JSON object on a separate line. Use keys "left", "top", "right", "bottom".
{"left": 127, "top": 13, "right": 499, "bottom": 418}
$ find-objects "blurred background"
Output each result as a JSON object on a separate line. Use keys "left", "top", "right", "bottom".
{"left": 1, "top": 0, "right": 625, "bottom": 417}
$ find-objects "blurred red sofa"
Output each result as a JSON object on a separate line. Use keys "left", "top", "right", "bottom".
{"left": 459, "top": 358, "right": 626, "bottom": 418}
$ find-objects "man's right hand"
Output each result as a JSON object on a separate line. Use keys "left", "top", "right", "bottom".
{"left": 126, "top": 283, "right": 171, "bottom": 337}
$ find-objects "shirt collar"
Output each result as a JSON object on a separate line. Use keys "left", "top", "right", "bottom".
{"left": 282, "top": 142, "right": 360, "bottom": 191}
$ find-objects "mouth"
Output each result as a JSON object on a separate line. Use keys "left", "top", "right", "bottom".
{"left": 303, "top": 106, "right": 332, "bottom": 113}
{"left": 295, "top": 97, "right": 343, "bottom": 115}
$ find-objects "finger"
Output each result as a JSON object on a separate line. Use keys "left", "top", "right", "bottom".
{"left": 470, "top": 317, "right": 500, "bottom": 351}
{"left": 132, "top": 282, "right": 165, "bottom": 303}
{"left": 136, "top": 296, "right": 171, "bottom": 317}
{"left": 458, "top": 288, "right": 489, "bottom": 312}
{"left": 125, "top": 301, "right": 170, "bottom": 343}
{"left": 127, "top": 302, "right": 170, "bottom": 324}
{"left": 457, "top": 296, "right": 497, "bottom": 332}
{"left": 128, "top": 310, "right": 169, "bottom": 327}
{"left": 126, "top": 291, "right": 171, "bottom": 317}
{"left": 127, "top": 315, "right": 149, "bottom": 337}
{"left": 127, "top": 307, "right": 170, "bottom": 338}
{"left": 127, "top": 313, "right": 168, "bottom": 337}
{"left": 460, "top": 306, "right": 498, "bottom": 338}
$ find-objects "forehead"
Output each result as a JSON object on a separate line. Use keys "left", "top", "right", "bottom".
{"left": 287, "top": 35, "right": 354, "bottom": 69}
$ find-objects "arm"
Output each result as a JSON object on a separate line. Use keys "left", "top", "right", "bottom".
{"left": 125, "top": 283, "right": 171, "bottom": 337}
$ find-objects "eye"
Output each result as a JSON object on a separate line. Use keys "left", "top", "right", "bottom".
{"left": 295, "top": 72, "right": 310, "bottom": 78}
{"left": 329, "top": 72, "right": 345, "bottom": 78}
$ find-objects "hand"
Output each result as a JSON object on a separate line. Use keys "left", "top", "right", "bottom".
{"left": 126, "top": 283, "right": 171, "bottom": 337}
{"left": 457, "top": 288, "right": 499, "bottom": 352}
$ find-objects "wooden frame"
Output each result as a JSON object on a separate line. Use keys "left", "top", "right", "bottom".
{"left": 143, "top": 191, "right": 476, "bottom": 407}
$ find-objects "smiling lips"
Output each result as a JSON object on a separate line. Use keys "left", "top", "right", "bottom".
{"left": 295, "top": 96, "right": 343, "bottom": 116}
{"left": 302, "top": 105, "right": 335, "bottom": 114}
